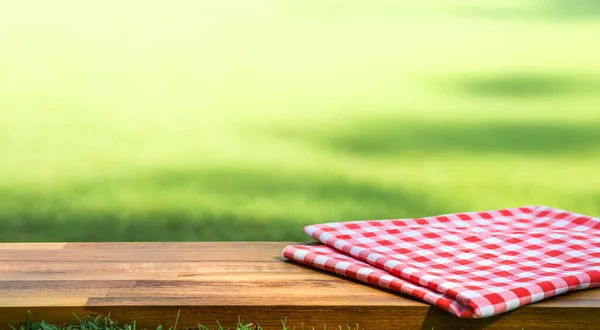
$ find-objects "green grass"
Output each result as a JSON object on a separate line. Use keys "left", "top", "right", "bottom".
{"left": 10, "top": 312, "right": 362, "bottom": 330}
{"left": 1, "top": 0, "right": 599, "bottom": 241}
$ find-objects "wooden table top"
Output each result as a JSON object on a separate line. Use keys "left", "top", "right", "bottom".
{"left": 1, "top": 242, "right": 599, "bottom": 330}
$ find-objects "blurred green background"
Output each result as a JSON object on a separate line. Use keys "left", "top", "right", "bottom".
{"left": 1, "top": 0, "right": 599, "bottom": 242}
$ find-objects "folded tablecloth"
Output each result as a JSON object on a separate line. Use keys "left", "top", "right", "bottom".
{"left": 282, "top": 206, "right": 600, "bottom": 318}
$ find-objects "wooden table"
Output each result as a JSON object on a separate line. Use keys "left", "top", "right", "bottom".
{"left": 1, "top": 242, "right": 599, "bottom": 329}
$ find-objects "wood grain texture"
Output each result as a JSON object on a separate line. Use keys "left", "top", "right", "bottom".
{"left": 0, "top": 242, "right": 599, "bottom": 330}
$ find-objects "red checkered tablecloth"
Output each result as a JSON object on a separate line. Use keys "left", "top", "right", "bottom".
{"left": 282, "top": 206, "right": 600, "bottom": 318}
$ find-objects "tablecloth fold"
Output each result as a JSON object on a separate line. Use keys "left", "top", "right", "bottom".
{"left": 282, "top": 205, "right": 600, "bottom": 318}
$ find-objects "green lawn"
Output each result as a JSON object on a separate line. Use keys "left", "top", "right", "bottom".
{"left": 12, "top": 311, "right": 357, "bottom": 330}
{"left": 1, "top": 0, "right": 599, "bottom": 242}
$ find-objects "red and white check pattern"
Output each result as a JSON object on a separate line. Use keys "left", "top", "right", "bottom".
{"left": 282, "top": 206, "right": 600, "bottom": 318}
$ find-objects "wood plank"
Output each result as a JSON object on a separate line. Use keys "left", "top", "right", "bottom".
{"left": 0, "top": 250, "right": 281, "bottom": 262}
{"left": 102, "top": 281, "right": 423, "bottom": 306}
{"left": 1, "top": 242, "right": 599, "bottom": 330}
{"left": 0, "top": 260, "right": 316, "bottom": 281}
{"left": 61, "top": 242, "right": 295, "bottom": 250}
{"left": 0, "top": 243, "right": 66, "bottom": 250}
{"left": 0, "top": 297, "right": 99, "bottom": 308}
{"left": 0, "top": 280, "right": 136, "bottom": 290}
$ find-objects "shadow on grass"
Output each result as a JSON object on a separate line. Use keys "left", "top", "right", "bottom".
{"left": 453, "top": 74, "right": 599, "bottom": 98}
{"left": 458, "top": 0, "right": 600, "bottom": 20}
{"left": 293, "top": 0, "right": 600, "bottom": 20}
{"left": 0, "top": 168, "right": 448, "bottom": 242}
{"left": 543, "top": 0, "right": 600, "bottom": 18}
{"left": 278, "top": 118, "right": 600, "bottom": 158}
